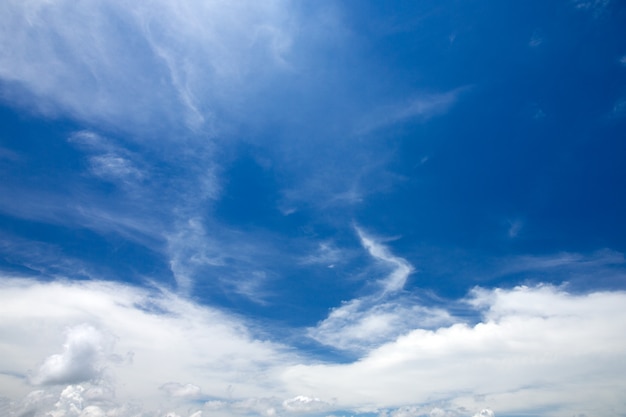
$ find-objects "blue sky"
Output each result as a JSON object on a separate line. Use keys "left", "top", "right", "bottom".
{"left": 1, "top": 1, "right": 626, "bottom": 416}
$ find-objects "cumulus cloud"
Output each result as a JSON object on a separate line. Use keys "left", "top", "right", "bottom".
{"left": 0, "top": 278, "right": 295, "bottom": 411}
{"left": 30, "top": 325, "right": 107, "bottom": 386}
{"left": 288, "top": 285, "right": 626, "bottom": 416}
{"left": 2, "top": 277, "right": 626, "bottom": 416}
{"left": 160, "top": 382, "right": 203, "bottom": 399}
{"left": 8, "top": 383, "right": 140, "bottom": 417}
{"left": 282, "top": 395, "right": 332, "bottom": 413}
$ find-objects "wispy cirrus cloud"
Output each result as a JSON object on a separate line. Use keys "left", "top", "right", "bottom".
{"left": 356, "top": 227, "right": 413, "bottom": 294}
{"left": 88, "top": 154, "right": 145, "bottom": 183}
{"left": 308, "top": 228, "right": 451, "bottom": 353}
{"left": 572, "top": 0, "right": 610, "bottom": 12}
{"left": 69, "top": 130, "right": 147, "bottom": 186}
{"left": 355, "top": 88, "right": 466, "bottom": 135}
{"left": 0, "top": 0, "right": 298, "bottom": 135}
{"left": 528, "top": 29, "right": 543, "bottom": 47}
{"left": 0, "top": 0, "right": 472, "bottom": 306}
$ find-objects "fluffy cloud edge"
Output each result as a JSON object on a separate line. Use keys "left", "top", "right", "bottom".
{"left": 1, "top": 277, "right": 626, "bottom": 416}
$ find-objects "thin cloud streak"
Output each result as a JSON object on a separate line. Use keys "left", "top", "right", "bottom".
{"left": 355, "top": 88, "right": 467, "bottom": 135}
{"left": 356, "top": 227, "right": 413, "bottom": 295}
{"left": 308, "top": 229, "right": 453, "bottom": 353}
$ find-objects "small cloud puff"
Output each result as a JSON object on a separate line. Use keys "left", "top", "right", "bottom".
{"left": 612, "top": 98, "right": 626, "bottom": 118}
{"left": 30, "top": 324, "right": 107, "bottom": 386}
{"left": 160, "top": 382, "right": 203, "bottom": 398}
{"left": 528, "top": 29, "right": 543, "bottom": 47}
{"left": 282, "top": 395, "right": 332, "bottom": 412}
{"left": 572, "top": 0, "right": 610, "bottom": 16}
{"left": 68, "top": 131, "right": 110, "bottom": 152}
{"left": 506, "top": 219, "right": 523, "bottom": 238}
{"left": 89, "top": 154, "right": 145, "bottom": 183}
{"left": 300, "top": 242, "right": 344, "bottom": 267}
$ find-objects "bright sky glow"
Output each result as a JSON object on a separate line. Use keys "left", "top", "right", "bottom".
{"left": 1, "top": 1, "right": 626, "bottom": 417}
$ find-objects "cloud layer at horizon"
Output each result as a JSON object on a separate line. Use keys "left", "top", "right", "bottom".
{"left": 2, "top": 273, "right": 626, "bottom": 417}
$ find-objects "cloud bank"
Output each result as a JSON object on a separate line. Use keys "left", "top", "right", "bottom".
{"left": 1, "top": 274, "right": 626, "bottom": 417}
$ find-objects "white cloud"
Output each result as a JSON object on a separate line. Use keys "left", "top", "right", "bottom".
{"left": 310, "top": 299, "right": 453, "bottom": 352}
{"left": 356, "top": 227, "right": 413, "bottom": 294}
{"left": 2, "top": 277, "right": 626, "bottom": 416}
{"left": 490, "top": 249, "right": 625, "bottom": 282}
{"left": 282, "top": 395, "right": 332, "bottom": 413}
{"left": 69, "top": 130, "right": 147, "bottom": 187}
{"left": 300, "top": 242, "right": 345, "bottom": 267}
{"left": 30, "top": 325, "right": 107, "bottom": 386}
{"left": 308, "top": 229, "right": 451, "bottom": 352}
{"left": 288, "top": 285, "right": 626, "bottom": 416}
{"left": 160, "top": 382, "right": 203, "bottom": 399}
{"left": 68, "top": 131, "right": 113, "bottom": 153}
{"left": 166, "top": 217, "right": 224, "bottom": 292}
{"left": 309, "top": 228, "right": 461, "bottom": 353}
{"left": 88, "top": 154, "right": 144, "bottom": 183}
{"left": 0, "top": 278, "right": 295, "bottom": 411}
{"left": 0, "top": 0, "right": 297, "bottom": 134}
